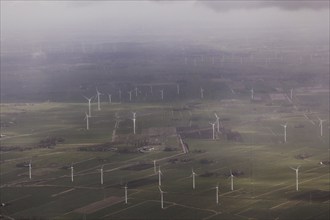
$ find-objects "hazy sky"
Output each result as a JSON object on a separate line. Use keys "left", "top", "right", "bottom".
{"left": 1, "top": 1, "right": 329, "bottom": 42}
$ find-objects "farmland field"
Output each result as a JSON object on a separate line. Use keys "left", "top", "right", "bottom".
{"left": 1, "top": 84, "right": 329, "bottom": 219}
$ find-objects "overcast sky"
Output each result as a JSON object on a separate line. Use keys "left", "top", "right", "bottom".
{"left": 1, "top": 1, "right": 329, "bottom": 43}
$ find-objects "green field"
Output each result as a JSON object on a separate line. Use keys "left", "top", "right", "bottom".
{"left": 0, "top": 85, "right": 329, "bottom": 220}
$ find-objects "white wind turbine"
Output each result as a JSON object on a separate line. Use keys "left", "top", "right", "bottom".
{"left": 215, "top": 184, "right": 219, "bottom": 204}
{"left": 160, "top": 89, "right": 164, "bottom": 101}
{"left": 83, "top": 96, "right": 93, "bottom": 117}
{"left": 153, "top": 160, "right": 157, "bottom": 174}
{"left": 191, "top": 169, "right": 197, "bottom": 189}
{"left": 250, "top": 88, "right": 254, "bottom": 100}
{"left": 132, "top": 112, "right": 136, "bottom": 134}
{"left": 281, "top": 123, "right": 287, "bottom": 143}
{"left": 28, "top": 160, "right": 32, "bottom": 179}
{"left": 150, "top": 85, "right": 153, "bottom": 95}
{"left": 318, "top": 117, "right": 326, "bottom": 137}
{"left": 176, "top": 84, "right": 180, "bottom": 95}
{"left": 70, "top": 163, "right": 74, "bottom": 182}
{"left": 108, "top": 94, "right": 112, "bottom": 103}
{"left": 96, "top": 88, "right": 102, "bottom": 111}
{"left": 124, "top": 185, "right": 128, "bottom": 204}
{"left": 214, "top": 113, "right": 221, "bottom": 133}
{"left": 99, "top": 165, "right": 104, "bottom": 185}
{"left": 135, "top": 87, "right": 138, "bottom": 97}
{"left": 158, "top": 186, "right": 166, "bottom": 209}
{"left": 290, "top": 88, "right": 294, "bottom": 100}
{"left": 84, "top": 112, "right": 90, "bottom": 130}
{"left": 158, "top": 166, "right": 163, "bottom": 186}
{"left": 200, "top": 88, "right": 204, "bottom": 99}
{"left": 229, "top": 170, "right": 234, "bottom": 191}
{"left": 290, "top": 166, "right": 301, "bottom": 191}
{"left": 118, "top": 89, "right": 122, "bottom": 102}
{"left": 128, "top": 91, "right": 132, "bottom": 102}
{"left": 209, "top": 122, "right": 216, "bottom": 140}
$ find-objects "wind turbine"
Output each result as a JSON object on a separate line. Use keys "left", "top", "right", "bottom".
{"left": 290, "top": 88, "right": 293, "bottom": 100}
{"left": 108, "top": 94, "right": 112, "bottom": 103}
{"left": 128, "top": 91, "right": 132, "bottom": 102}
{"left": 215, "top": 184, "right": 219, "bottom": 204}
{"left": 209, "top": 122, "right": 216, "bottom": 140}
{"left": 135, "top": 87, "right": 138, "bottom": 97}
{"left": 83, "top": 96, "right": 93, "bottom": 117}
{"left": 124, "top": 185, "right": 128, "bottom": 204}
{"left": 84, "top": 112, "right": 90, "bottom": 130}
{"left": 158, "top": 166, "right": 163, "bottom": 186}
{"left": 70, "top": 163, "right": 74, "bottom": 182}
{"left": 290, "top": 166, "right": 301, "bottom": 191}
{"left": 229, "top": 170, "right": 234, "bottom": 191}
{"left": 132, "top": 112, "right": 136, "bottom": 134}
{"left": 176, "top": 84, "right": 180, "bottom": 95}
{"left": 150, "top": 85, "right": 153, "bottom": 95}
{"left": 153, "top": 160, "right": 157, "bottom": 174}
{"left": 318, "top": 118, "right": 326, "bottom": 137}
{"left": 200, "top": 88, "right": 204, "bottom": 99}
{"left": 250, "top": 88, "right": 254, "bottom": 100}
{"left": 191, "top": 169, "right": 197, "bottom": 189}
{"left": 28, "top": 160, "right": 32, "bottom": 179}
{"left": 99, "top": 165, "right": 104, "bottom": 185}
{"left": 96, "top": 88, "right": 102, "bottom": 111}
{"left": 118, "top": 89, "right": 122, "bottom": 102}
{"left": 214, "top": 113, "right": 221, "bottom": 133}
{"left": 281, "top": 123, "right": 287, "bottom": 143}
{"left": 158, "top": 186, "right": 166, "bottom": 209}
{"left": 160, "top": 89, "right": 164, "bottom": 101}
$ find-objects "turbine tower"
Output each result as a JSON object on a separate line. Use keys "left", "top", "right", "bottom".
{"left": 229, "top": 170, "right": 234, "bottom": 191}
{"left": 28, "top": 160, "right": 32, "bottom": 179}
{"left": 200, "top": 88, "right": 204, "bottom": 99}
{"left": 290, "top": 166, "right": 301, "bottom": 191}
{"left": 250, "top": 88, "right": 254, "bottom": 100}
{"left": 96, "top": 88, "right": 102, "bottom": 111}
{"left": 160, "top": 89, "right": 164, "bottom": 101}
{"left": 209, "top": 122, "right": 216, "bottom": 140}
{"left": 83, "top": 96, "right": 93, "bottom": 117}
{"left": 118, "top": 89, "right": 122, "bottom": 102}
{"left": 290, "top": 88, "right": 293, "bottom": 100}
{"left": 191, "top": 169, "right": 197, "bottom": 189}
{"left": 153, "top": 160, "right": 157, "bottom": 174}
{"left": 158, "top": 166, "right": 163, "bottom": 186}
{"left": 100, "top": 165, "right": 104, "bottom": 185}
{"left": 158, "top": 186, "right": 166, "bottom": 209}
{"left": 84, "top": 112, "right": 90, "bottom": 130}
{"left": 128, "top": 91, "right": 132, "bottom": 102}
{"left": 70, "top": 163, "right": 74, "bottom": 182}
{"left": 124, "top": 185, "right": 128, "bottom": 204}
{"left": 135, "top": 87, "right": 138, "bottom": 97}
{"left": 318, "top": 118, "right": 326, "bottom": 137}
{"left": 214, "top": 113, "right": 221, "bottom": 133}
{"left": 132, "top": 112, "right": 136, "bottom": 134}
{"left": 281, "top": 123, "right": 287, "bottom": 143}
{"left": 150, "top": 85, "right": 153, "bottom": 95}
{"left": 177, "top": 84, "right": 180, "bottom": 95}
{"left": 215, "top": 185, "right": 219, "bottom": 204}
{"left": 108, "top": 94, "right": 112, "bottom": 103}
